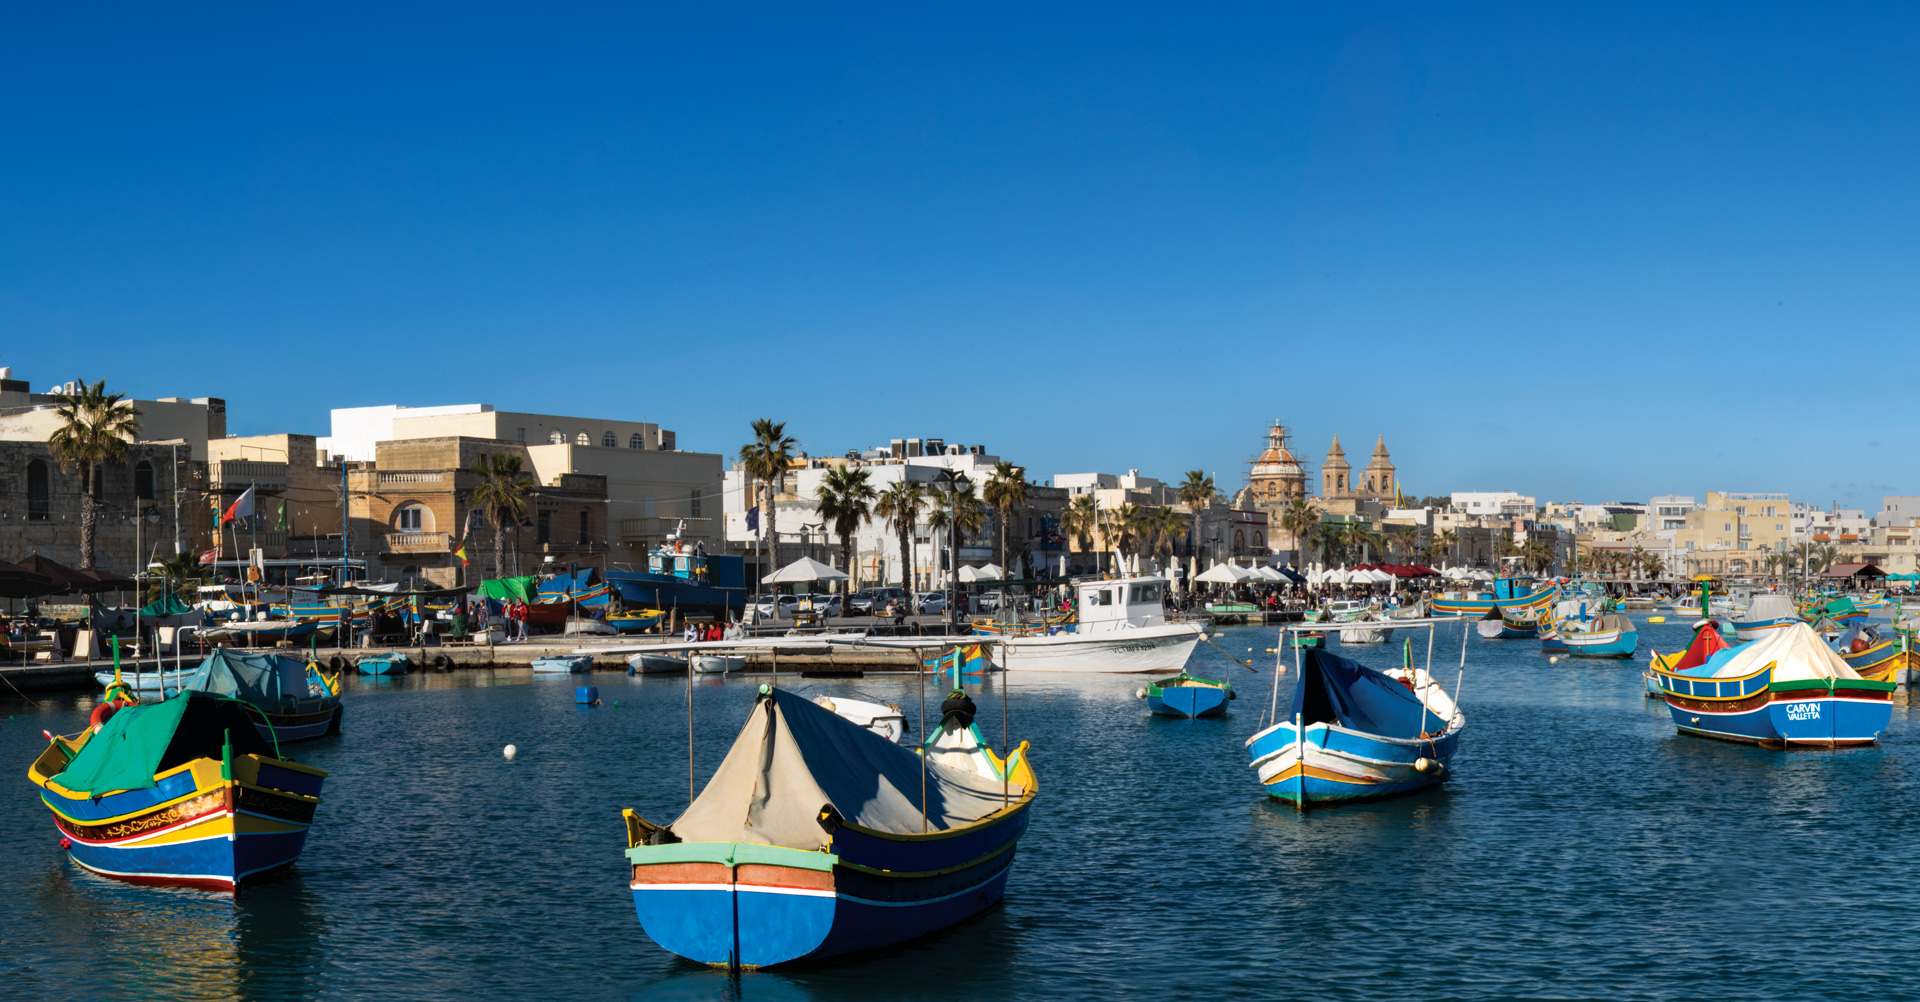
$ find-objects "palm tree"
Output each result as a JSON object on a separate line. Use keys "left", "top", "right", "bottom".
{"left": 1064, "top": 495, "right": 1099, "bottom": 555}
{"left": 469, "top": 453, "right": 533, "bottom": 580}
{"left": 874, "top": 479, "right": 926, "bottom": 592}
{"left": 1523, "top": 539, "right": 1556, "bottom": 574}
{"left": 982, "top": 461, "right": 1030, "bottom": 576}
{"left": 1280, "top": 498, "right": 1318, "bottom": 572}
{"left": 1387, "top": 526, "right": 1419, "bottom": 564}
{"left": 47, "top": 379, "right": 143, "bottom": 569}
{"left": 146, "top": 549, "right": 207, "bottom": 606}
{"left": 1107, "top": 503, "right": 1144, "bottom": 569}
{"left": 1812, "top": 544, "right": 1839, "bottom": 575}
{"left": 1641, "top": 552, "right": 1665, "bottom": 581}
{"left": 1177, "top": 471, "right": 1214, "bottom": 561}
{"left": 1341, "top": 524, "right": 1380, "bottom": 564}
{"left": 815, "top": 466, "right": 877, "bottom": 585}
{"left": 1312, "top": 521, "right": 1346, "bottom": 567}
{"left": 1148, "top": 508, "right": 1186, "bottom": 570}
{"left": 1431, "top": 528, "right": 1459, "bottom": 568}
{"left": 738, "top": 419, "right": 796, "bottom": 571}
{"left": 927, "top": 482, "right": 987, "bottom": 585}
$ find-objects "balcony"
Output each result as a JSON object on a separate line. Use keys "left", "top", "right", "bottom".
{"left": 378, "top": 471, "right": 447, "bottom": 488}
{"left": 212, "top": 529, "right": 287, "bottom": 554}
{"left": 618, "top": 516, "right": 712, "bottom": 541}
{"left": 384, "top": 532, "right": 452, "bottom": 554}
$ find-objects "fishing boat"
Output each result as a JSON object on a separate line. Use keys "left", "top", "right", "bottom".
{"left": 1203, "top": 600, "right": 1258, "bottom": 624}
{"left": 28, "top": 692, "right": 328, "bottom": 891}
{"left": 1430, "top": 577, "right": 1557, "bottom": 618}
{"left": 1646, "top": 619, "right": 1732, "bottom": 697}
{"left": 607, "top": 609, "right": 667, "bottom": 633}
{"left": 626, "top": 651, "right": 689, "bottom": 674}
{"left": 1291, "top": 630, "right": 1327, "bottom": 650}
{"left": 1802, "top": 596, "right": 1866, "bottom": 625}
{"left": 1322, "top": 599, "right": 1373, "bottom": 623}
{"left": 1338, "top": 613, "right": 1395, "bottom": 645}
{"left": 197, "top": 619, "right": 320, "bottom": 644}
{"left": 356, "top": 652, "right": 411, "bottom": 675}
{"left": 1554, "top": 613, "right": 1638, "bottom": 659}
{"left": 923, "top": 642, "right": 996, "bottom": 675}
{"left": 604, "top": 537, "right": 749, "bottom": 619}
{"left": 620, "top": 686, "right": 1034, "bottom": 967}
{"left": 1833, "top": 624, "right": 1901, "bottom": 682}
{"left": 1475, "top": 608, "right": 1538, "bottom": 640}
{"left": 1650, "top": 622, "right": 1894, "bottom": 746}
{"left": 809, "top": 693, "right": 909, "bottom": 741}
{"left": 109, "top": 650, "right": 344, "bottom": 743}
{"left": 1141, "top": 673, "right": 1232, "bottom": 718}
{"left": 1732, "top": 594, "right": 1800, "bottom": 641}
{"left": 1245, "top": 647, "right": 1462, "bottom": 807}
{"left": 691, "top": 653, "right": 745, "bottom": 674}
{"left": 998, "top": 577, "right": 1201, "bottom": 674}
{"left": 531, "top": 654, "right": 593, "bottom": 674}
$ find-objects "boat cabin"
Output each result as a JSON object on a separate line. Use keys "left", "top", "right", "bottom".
{"left": 1076, "top": 577, "right": 1170, "bottom": 632}
{"left": 645, "top": 542, "right": 712, "bottom": 583}
{"left": 1491, "top": 577, "right": 1537, "bottom": 601}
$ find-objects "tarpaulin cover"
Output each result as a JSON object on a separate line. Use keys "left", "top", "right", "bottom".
{"left": 670, "top": 688, "right": 1023, "bottom": 851}
{"left": 1741, "top": 594, "right": 1799, "bottom": 622}
{"left": 138, "top": 594, "right": 193, "bottom": 617}
{"left": 187, "top": 648, "right": 315, "bottom": 705}
{"left": 1670, "top": 621, "right": 1731, "bottom": 673}
{"left": 1806, "top": 597, "right": 1859, "bottom": 618}
{"left": 1291, "top": 647, "right": 1437, "bottom": 739}
{"left": 1701, "top": 622, "right": 1862, "bottom": 681}
{"left": 479, "top": 576, "right": 538, "bottom": 603}
{"left": 50, "top": 692, "right": 275, "bottom": 794}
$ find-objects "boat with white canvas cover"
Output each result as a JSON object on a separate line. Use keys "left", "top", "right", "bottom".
{"left": 1732, "top": 593, "right": 1800, "bottom": 641}
{"left": 995, "top": 577, "right": 1201, "bottom": 674}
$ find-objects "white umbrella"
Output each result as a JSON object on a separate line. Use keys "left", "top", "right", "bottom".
{"left": 1315, "top": 568, "right": 1348, "bottom": 585}
{"left": 1363, "top": 569, "right": 1395, "bottom": 584}
{"left": 958, "top": 564, "right": 1006, "bottom": 583}
{"left": 763, "top": 556, "right": 849, "bottom": 584}
{"left": 1469, "top": 569, "right": 1496, "bottom": 582}
{"left": 1194, "top": 564, "right": 1253, "bottom": 584}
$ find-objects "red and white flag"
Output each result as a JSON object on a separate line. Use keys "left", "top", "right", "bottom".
{"left": 221, "top": 485, "right": 255, "bottom": 526}
{"left": 198, "top": 548, "right": 218, "bottom": 566}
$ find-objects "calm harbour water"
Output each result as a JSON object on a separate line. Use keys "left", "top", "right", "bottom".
{"left": 6, "top": 616, "right": 1920, "bottom": 1002}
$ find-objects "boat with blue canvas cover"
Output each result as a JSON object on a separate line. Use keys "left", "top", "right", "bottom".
{"left": 1430, "top": 577, "right": 1557, "bottom": 618}
{"left": 107, "top": 649, "right": 344, "bottom": 744}
{"left": 1732, "top": 594, "right": 1800, "bottom": 641}
{"left": 621, "top": 687, "right": 1034, "bottom": 968}
{"left": 28, "top": 691, "right": 327, "bottom": 892}
{"left": 1652, "top": 621, "right": 1893, "bottom": 747}
{"left": 1245, "top": 646, "right": 1463, "bottom": 808}
{"left": 1143, "top": 674, "right": 1232, "bottom": 718}
{"left": 356, "top": 652, "right": 411, "bottom": 675}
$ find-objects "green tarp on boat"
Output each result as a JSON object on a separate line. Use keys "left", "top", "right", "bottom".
{"left": 49, "top": 693, "right": 274, "bottom": 794}
{"left": 138, "top": 593, "right": 193, "bottom": 617}
{"left": 190, "top": 648, "right": 316, "bottom": 706}
{"left": 479, "top": 576, "right": 538, "bottom": 603}
{"left": 1805, "top": 597, "right": 1859, "bottom": 619}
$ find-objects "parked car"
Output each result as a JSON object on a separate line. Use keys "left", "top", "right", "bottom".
{"left": 754, "top": 594, "right": 802, "bottom": 618}
{"left": 916, "top": 592, "right": 947, "bottom": 614}
{"left": 799, "top": 594, "right": 843, "bottom": 617}
{"left": 851, "top": 587, "right": 910, "bottom": 615}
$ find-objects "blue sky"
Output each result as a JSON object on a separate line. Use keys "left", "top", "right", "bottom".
{"left": 3, "top": 4, "right": 1917, "bottom": 509}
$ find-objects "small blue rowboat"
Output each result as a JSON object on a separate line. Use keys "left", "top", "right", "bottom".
{"left": 1245, "top": 648, "right": 1463, "bottom": 808}
{"left": 28, "top": 692, "right": 328, "bottom": 892}
{"left": 356, "top": 653, "right": 412, "bottom": 675}
{"left": 1554, "top": 614, "right": 1638, "bottom": 658}
{"left": 1143, "top": 674, "right": 1231, "bottom": 718}
{"left": 1475, "top": 611, "right": 1538, "bottom": 639}
{"left": 531, "top": 655, "right": 593, "bottom": 674}
{"left": 1652, "top": 622, "right": 1892, "bottom": 746}
{"left": 622, "top": 688, "right": 1034, "bottom": 967}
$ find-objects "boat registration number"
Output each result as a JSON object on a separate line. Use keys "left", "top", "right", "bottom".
{"left": 1782, "top": 701, "right": 1824, "bottom": 721}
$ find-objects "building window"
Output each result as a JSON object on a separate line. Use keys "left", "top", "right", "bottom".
{"left": 602, "top": 432, "right": 616, "bottom": 448}
{"left": 27, "top": 459, "right": 49, "bottom": 521}
{"left": 395, "top": 503, "right": 429, "bottom": 532}
{"left": 548, "top": 429, "right": 565, "bottom": 445}
{"left": 1254, "top": 531, "right": 1265, "bottom": 549}
{"left": 538, "top": 511, "right": 551, "bottom": 544}
{"left": 575, "top": 431, "right": 591, "bottom": 446}
{"left": 690, "top": 490, "right": 702, "bottom": 518}
{"left": 134, "top": 461, "right": 155, "bottom": 500}
{"left": 1234, "top": 530, "right": 1245, "bottom": 550}
{"left": 624, "top": 433, "right": 641, "bottom": 449}
{"left": 579, "top": 510, "right": 589, "bottom": 544}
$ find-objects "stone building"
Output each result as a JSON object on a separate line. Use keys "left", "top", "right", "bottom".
{"left": 1320, "top": 435, "right": 1396, "bottom": 502}
{"left": 0, "top": 440, "right": 210, "bottom": 574}
{"left": 208, "top": 434, "right": 346, "bottom": 566}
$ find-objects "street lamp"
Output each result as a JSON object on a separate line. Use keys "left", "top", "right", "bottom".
{"left": 933, "top": 469, "right": 972, "bottom": 631}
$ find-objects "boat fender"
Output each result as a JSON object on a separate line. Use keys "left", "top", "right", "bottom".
{"left": 1414, "top": 757, "right": 1442, "bottom": 775}
{"left": 433, "top": 654, "right": 452, "bottom": 671}
{"left": 1548, "top": 656, "right": 1560, "bottom": 664}
{"left": 1135, "top": 688, "right": 1147, "bottom": 699}
{"left": 88, "top": 700, "right": 123, "bottom": 731}
{"left": 816, "top": 804, "right": 844, "bottom": 835}
{"left": 941, "top": 691, "right": 978, "bottom": 727}
{"left": 1228, "top": 689, "right": 1238, "bottom": 700}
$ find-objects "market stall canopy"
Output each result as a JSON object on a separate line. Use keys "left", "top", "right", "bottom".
{"left": 1194, "top": 563, "right": 1254, "bottom": 584}
{"left": 764, "top": 556, "right": 849, "bottom": 584}
{"left": 1251, "top": 566, "right": 1285, "bottom": 582}
{"left": 0, "top": 559, "right": 57, "bottom": 599}
{"left": 1818, "top": 563, "right": 1887, "bottom": 580}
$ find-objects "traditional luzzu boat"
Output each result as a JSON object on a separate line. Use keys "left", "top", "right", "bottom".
{"left": 1732, "top": 594, "right": 1801, "bottom": 641}
{"left": 1474, "top": 608, "right": 1538, "bottom": 640}
{"left": 1430, "top": 577, "right": 1557, "bottom": 618}
{"left": 1646, "top": 619, "right": 1733, "bottom": 697}
{"left": 1245, "top": 647, "right": 1463, "bottom": 808}
{"left": 111, "top": 650, "right": 344, "bottom": 744}
{"left": 606, "top": 609, "right": 667, "bottom": 633}
{"left": 1142, "top": 673, "right": 1232, "bottom": 718}
{"left": 28, "top": 692, "right": 328, "bottom": 891}
{"left": 1554, "top": 613, "right": 1638, "bottom": 659}
{"left": 1651, "top": 621, "right": 1894, "bottom": 746}
{"left": 621, "top": 686, "right": 1034, "bottom": 968}
{"left": 1802, "top": 596, "right": 1866, "bottom": 625}
{"left": 356, "top": 652, "right": 411, "bottom": 675}
{"left": 1833, "top": 624, "right": 1901, "bottom": 682}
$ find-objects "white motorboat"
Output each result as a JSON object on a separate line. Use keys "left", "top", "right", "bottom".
{"left": 811, "top": 694, "right": 908, "bottom": 742}
{"left": 691, "top": 653, "right": 745, "bottom": 674}
{"left": 627, "top": 651, "right": 689, "bottom": 674}
{"left": 92, "top": 667, "right": 198, "bottom": 694}
{"left": 1323, "top": 599, "right": 1374, "bottom": 623}
{"left": 1338, "top": 614, "right": 1395, "bottom": 645}
{"left": 999, "top": 577, "right": 1201, "bottom": 674}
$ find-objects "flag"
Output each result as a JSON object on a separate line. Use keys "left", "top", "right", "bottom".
{"left": 746, "top": 505, "right": 760, "bottom": 536}
{"left": 275, "top": 499, "right": 289, "bottom": 531}
{"left": 198, "top": 548, "right": 218, "bottom": 566}
{"left": 453, "top": 509, "right": 475, "bottom": 566}
{"left": 221, "top": 485, "right": 255, "bottom": 526}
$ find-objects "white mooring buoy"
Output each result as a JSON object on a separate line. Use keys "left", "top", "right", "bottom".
{"left": 503, "top": 744, "right": 518, "bottom": 760}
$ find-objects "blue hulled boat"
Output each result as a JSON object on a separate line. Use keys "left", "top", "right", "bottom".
{"left": 1554, "top": 613, "right": 1638, "bottom": 658}
{"left": 1431, "top": 577, "right": 1557, "bottom": 618}
{"left": 621, "top": 687, "right": 1034, "bottom": 967}
{"left": 1143, "top": 674, "right": 1232, "bottom": 718}
{"left": 1731, "top": 594, "right": 1800, "bottom": 642}
{"left": 356, "top": 652, "right": 412, "bottom": 675}
{"left": 1245, "top": 648, "right": 1463, "bottom": 808}
{"left": 1652, "top": 622, "right": 1893, "bottom": 746}
{"left": 28, "top": 692, "right": 328, "bottom": 891}
{"left": 1475, "top": 609, "right": 1539, "bottom": 639}
{"left": 531, "top": 655, "right": 592, "bottom": 673}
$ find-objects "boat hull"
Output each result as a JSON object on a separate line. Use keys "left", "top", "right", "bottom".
{"left": 1840, "top": 641, "right": 1900, "bottom": 680}
{"left": 691, "top": 654, "right": 744, "bottom": 674}
{"left": 1145, "top": 681, "right": 1230, "bottom": 718}
{"left": 1731, "top": 616, "right": 1799, "bottom": 642}
{"left": 531, "top": 656, "right": 592, "bottom": 674}
{"left": 1560, "top": 630, "right": 1637, "bottom": 658}
{"left": 1656, "top": 673, "right": 1893, "bottom": 746}
{"left": 627, "top": 652, "right": 688, "bottom": 674}
{"left": 356, "top": 656, "right": 410, "bottom": 675}
{"left": 1246, "top": 719, "right": 1459, "bottom": 807}
{"left": 1001, "top": 625, "right": 1200, "bottom": 674}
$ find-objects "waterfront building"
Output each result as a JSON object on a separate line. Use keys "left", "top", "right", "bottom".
{"left": 1451, "top": 491, "right": 1537, "bottom": 517}
{"left": 1881, "top": 496, "right": 1920, "bottom": 528}
{"left": 207, "top": 434, "right": 344, "bottom": 567}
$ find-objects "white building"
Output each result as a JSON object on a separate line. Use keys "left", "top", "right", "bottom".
{"left": 1648, "top": 496, "right": 1700, "bottom": 535}
{"left": 1451, "top": 491, "right": 1537, "bottom": 517}
{"left": 1882, "top": 496, "right": 1920, "bottom": 528}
